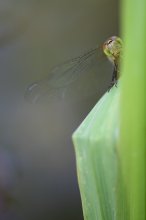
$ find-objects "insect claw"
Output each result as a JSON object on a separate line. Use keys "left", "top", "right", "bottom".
{"left": 114, "top": 79, "right": 118, "bottom": 87}
{"left": 108, "top": 80, "right": 118, "bottom": 92}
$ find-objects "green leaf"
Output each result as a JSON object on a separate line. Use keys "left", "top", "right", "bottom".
{"left": 73, "top": 86, "right": 122, "bottom": 220}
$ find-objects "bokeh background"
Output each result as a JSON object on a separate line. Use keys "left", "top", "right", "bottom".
{"left": 0, "top": 0, "right": 119, "bottom": 219}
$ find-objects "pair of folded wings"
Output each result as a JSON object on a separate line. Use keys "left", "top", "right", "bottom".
{"left": 25, "top": 45, "right": 108, "bottom": 103}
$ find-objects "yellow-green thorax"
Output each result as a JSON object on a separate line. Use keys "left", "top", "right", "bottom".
{"left": 103, "top": 36, "right": 122, "bottom": 68}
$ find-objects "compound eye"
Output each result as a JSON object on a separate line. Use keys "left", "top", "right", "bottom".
{"left": 107, "top": 39, "right": 112, "bottom": 45}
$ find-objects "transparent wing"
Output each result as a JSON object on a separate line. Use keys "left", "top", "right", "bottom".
{"left": 25, "top": 45, "right": 106, "bottom": 103}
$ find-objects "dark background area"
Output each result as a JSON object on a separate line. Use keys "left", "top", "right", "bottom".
{"left": 0, "top": 0, "right": 119, "bottom": 219}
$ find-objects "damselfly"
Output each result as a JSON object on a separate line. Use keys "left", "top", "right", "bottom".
{"left": 25, "top": 36, "right": 122, "bottom": 103}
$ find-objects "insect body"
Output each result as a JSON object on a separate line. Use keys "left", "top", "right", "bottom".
{"left": 103, "top": 36, "right": 122, "bottom": 88}
{"left": 26, "top": 36, "right": 122, "bottom": 103}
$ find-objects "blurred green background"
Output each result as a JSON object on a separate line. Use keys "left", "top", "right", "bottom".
{"left": 0, "top": 0, "right": 119, "bottom": 219}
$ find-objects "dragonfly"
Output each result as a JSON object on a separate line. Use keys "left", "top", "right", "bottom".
{"left": 25, "top": 36, "right": 122, "bottom": 103}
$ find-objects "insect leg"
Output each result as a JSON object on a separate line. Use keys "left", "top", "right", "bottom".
{"left": 108, "top": 64, "right": 118, "bottom": 91}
